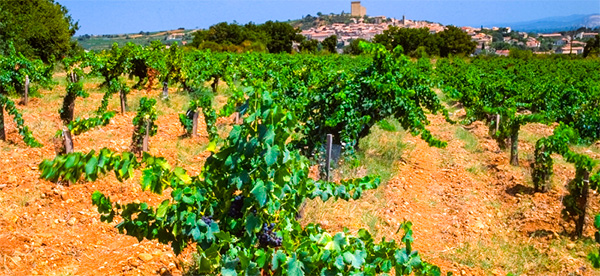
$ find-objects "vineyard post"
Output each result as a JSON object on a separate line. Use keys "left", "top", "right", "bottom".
{"left": 235, "top": 112, "right": 241, "bottom": 125}
{"left": 62, "top": 128, "right": 74, "bottom": 154}
{"left": 536, "top": 144, "right": 551, "bottom": 193}
{"left": 326, "top": 134, "right": 333, "bottom": 181}
{"left": 23, "top": 75, "right": 29, "bottom": 106}
{"left": 495, "top": 114, "right": 500, "bottom": 134}
{"left": 211, "top": 76, "right": 219, "bottom": 93}
{"left": 119, "top": 89, "right": 126, "bottom": 114}
{"left": 142, "top": 120, "right": 150, "bottom": 152}
{"left": 0, "top": 105, "right": 5, "bottom": 141}
{"left": 576, "top": 170, "right": 591, "bottom": 237}
{"left": 192, "top": 110, "right": 198, "bottom": 137}
{"left": 63, "top": 72, "right": 78, "bottom": 123}
{"left": 510, "top": 125, "right": 520, "bottom": 166}
{"left": 162, "top": 81, "right": 168, "bottom": 99}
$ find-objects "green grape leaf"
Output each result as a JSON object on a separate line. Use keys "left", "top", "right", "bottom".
{"left": 287, "top": 254, "right": 305, "bottom": 276}
{"left": 251, "top": 180, "right": 267, "bottom": 207}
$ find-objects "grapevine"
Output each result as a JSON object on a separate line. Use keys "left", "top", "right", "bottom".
{"left": 60, "top": 58, "right": 88, "bottom": 123}
{"left": 0, "top": 43, "right": 51, "bottom": 147}
{"left": 0, "top": 94, "right": 42, "bottom": 147}
{"left": 0, "top": 43, "right": 53, "bottom": 99}
{"left": 88, "top": 43, "right": 132, "bottom": 114}
{"left": 179, "top": 94, "right": 218, "bottom": 141}
{"left": 27, "top": 41, "right": 600, "bottom": 274}
{"left": 131, "top": 97, "right": 158, "bottom": 154}
{"left": 58, "top": 58, "right": 116, "bottom": 137}
{"left": 40, "top": 89, "right": 442, "bottom": 275}
{"left": 530, "top": 123, "right": 600, "bottom": 238}
{"left": 65, "top": 111, "right": 116, "bottom": 136}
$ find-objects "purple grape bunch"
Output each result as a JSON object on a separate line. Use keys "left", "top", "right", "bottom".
{"left": 201, "top": 215, "right": 214, "bottom": 225}
{"left": 258, "top": 223, "right": 282, "bottom": 248}
{"left": 228, "top": 195, "right": 244, "bottom": 219}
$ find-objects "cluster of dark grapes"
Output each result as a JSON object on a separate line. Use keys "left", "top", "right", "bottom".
{"left": 258, "top": 223, "right": 282, "bottom": 248}
{"left": 201, "top": 215, "right": 214, "bottom": 225}
{"left": 228, "top": 195, "right": 244, "bottom": 219}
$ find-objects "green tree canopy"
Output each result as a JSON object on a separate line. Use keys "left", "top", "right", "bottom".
{"left": 322, "top": 35, "right": 338, "bottom": 53}
{"left": 260, "top": 21, "right": 304, "bottom": 53}
{"left": 583, "top": 34, "right": 600, "bottom": 58}
{"left": 373, "top": 26, "right": 440, "bottom": 56}
{"left": 205, "top": 22, "right": 244, "bottom": 45}
{"left": 190, "top": 21, "right": 301, "bottom": 53}
{"left": 435, "top": 25, "right": 477, "bottom": 57}
{"left": 343, "top": 38, "right": 368, "bottom": 55}
{"left": 0, "top": 0, "right": 79, "bottom": 62}
{"left": 299, "top": 39, "right": 319, "bottom": 53}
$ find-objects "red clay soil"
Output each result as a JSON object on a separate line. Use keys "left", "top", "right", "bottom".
{"left": 1, "top": 86, "right": 599, "bottom": 275}
{"left": 304, "top": 114, "right": 600, "bottom": 276}
{"left": 0, "top": 88, "right": 212, "bottom": 276}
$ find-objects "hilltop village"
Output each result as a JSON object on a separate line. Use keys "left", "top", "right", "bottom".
{"left": 296, "top": 1, "right": 598, "bottom": 55}
{"left": 75, "top": 1, "right": 599, "bottom": 55}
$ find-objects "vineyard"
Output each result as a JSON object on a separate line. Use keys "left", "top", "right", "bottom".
{"left": 0, "top": 42, "right": 600, "bottom": 275}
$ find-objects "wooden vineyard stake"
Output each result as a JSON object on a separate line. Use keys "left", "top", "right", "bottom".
{"left": 22, "top": 75, "right": 29, "bottom": 106}
{"left": 235, "top": 112, "right": 241, "bottom": 125}
{"left": 62, "top": 128, "right": 74, "bottom": 154}
{"left": 0, "top": 105, "right": 5, "bottom": 141}
{"left": 325, "top": 134, "right": 333, "bottom": 181}
{"left": 192, "top": 111, "right": 199, "bottom": 137}
{"left": 211, "top": 76, "right": 219, "bottom": 93}
{"left": 142, "top": 121, "right": 150, "bottom": 152}
{"left": 495, "top": 114, "right": 500, "bottom": 134}
{"left": 576, "top": 170, "right": 590, "bottom": 237}
{"left": 70, "top": 72, "right": 77, "bottom": 83}
{"left": 120, "top": 90, "right": 126, "bottom": 114}
{"left": 162, "top": 81, "right": 168, "bottom": 99}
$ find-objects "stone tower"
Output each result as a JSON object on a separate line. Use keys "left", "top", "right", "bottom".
{"left": 351, "top": 1, "right": 366, "bottom": 17}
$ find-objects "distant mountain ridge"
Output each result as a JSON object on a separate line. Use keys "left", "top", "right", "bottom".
{"left": 490, "top": 14, "right": 600, "bottom": 33}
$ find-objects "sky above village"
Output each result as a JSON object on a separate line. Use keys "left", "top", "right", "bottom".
{"left": 58, "top": 0, "right": 600, "bottom": 35}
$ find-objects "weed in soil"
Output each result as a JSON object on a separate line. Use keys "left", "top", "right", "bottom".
{"left": 455, "top": 127, "right": 480, "bottom": 153}
{"left": 336, "top": 118, "right": 408, "bottom": 183}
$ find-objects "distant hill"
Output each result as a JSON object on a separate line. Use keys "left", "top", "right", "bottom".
{"left": 491, "top": 14, "right": 600, "bottom": 33}
{"left": 77, "top": 13, "right": 600, "bottom": 51}
{"left": 75, "top": 29, "right": 196, "bottom": 51}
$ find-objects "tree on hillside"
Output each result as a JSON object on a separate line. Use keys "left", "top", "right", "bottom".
{"left": 191, "top": 21, "right": 296, "bottom": 53}
{"left": 240, "top": 22, "right": 269, "bottom": 43}
{"left": 583, "top": 34, "right": 600, "bottom": 58}
{"left": 436, "top": 26, "right": 477, "bottom": 57}
{"left": 322, "top": 35, "right": 338, "bottom": 53}
{"left": 0, "top": 0, "right": 79, "bottom": 62}
{"left": 373, "top": 27, "right": 440, "bottom": 56}
{"left": 299, "top": 39, "right": 319, "bottom": 53}
{"left": 190, "top": 30, "right": 208, "bottom": 48}
{"left": 205, "top": 22, "right": 244, "bottom": 45}
{"left": 343, "top": 38, "right": 368, "bottom": 55}
{"left": 260, "top": 21, "right": 304, "bottom": 53}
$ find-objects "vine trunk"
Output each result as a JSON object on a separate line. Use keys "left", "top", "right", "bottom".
{"left": 120, "top": 90, "right": 127, "bottom": 114}
{"left": 162, "top": 82, "right": 168, "bottom": 99}
{"left": 211, "top": 76, "right": 219, "bottom": 93}
{"left": 576, "top": 170, "right": 590, "bottom": 237}
{"left": 510, "top": 126, "right": 519, "bottom": 166}
{"left": 0, "top": 106, "right": 5, "bottom": 141}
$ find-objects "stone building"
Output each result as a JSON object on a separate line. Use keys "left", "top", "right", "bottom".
{"left": 351, "top": 1, "right": 366, "bottom": 17}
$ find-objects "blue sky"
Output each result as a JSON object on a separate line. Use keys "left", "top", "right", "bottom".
{"left": 57, "top": 0, "right": 600, "bottom": 35}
